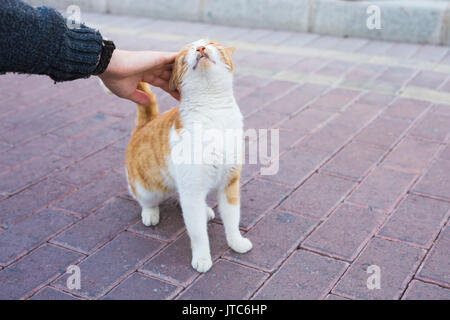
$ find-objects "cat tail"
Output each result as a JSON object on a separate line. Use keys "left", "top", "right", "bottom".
{"left": 135, "top": 82, "right": 159, "bottom": 129}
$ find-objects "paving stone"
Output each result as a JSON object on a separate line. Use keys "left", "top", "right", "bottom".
{"left": 128, "top": 199, "right": 185, "bottom": 242}
{"left": 178, "top": 259, "right": 268, "bottom": 300}
{"left": 0, "top": 113, "right": 68, "bottom": 145}
{"left": 225, "top": 211, "right": 316, "bottom": 272}
{"left": 337, "top": 102, "right": 384, "bottom": 128}
{"left": 344, "top": 63, "right": 384, "bottom": 82}
{"left": 52, "top": 232, "right": 162, "bottom": 299}
{"left": 408, "top": 71, "right": 447, "bottom": 89}
{"left": 254, "top": 250, "right": 348, "bottom": 300}
{"left": 431, "top": 103, "right": 450, "bottom": 116}
{"left": 409, "top": 111, "right": 450, "bottom": 142}
{"left": 239, "top": 80, "right": 297, "bottom": 116}
{"left": 278, "top": 33, "right": 319, "bottom": 47}
{"left": 0, "top": 155, "right": 68, "bottom": 194}
{"left": 439, "top": 144, "right": 450, "bottom": 160}
{"left": 307, "top": 36, "right": 340, "bottom": 49}
{"left": 412, "top": 158, "right": 450, "bottom": 201}
{"left": 239, "top": 179, "right": 290, "bottom": 229}
{"left": 310, "top": 88, "right": 361, "bottom": 112}
{"left": 0, "top": 179, "right": 73, "bottom": 227}
{"left": 348, "top": 167, "right": 416, "bottom": 211}
{"left": 316, "top": 60, "right": 355, "bottom": 77}
{"left": 53, "top": 171, "right": 126, "bottom": 216}
{"left": 52, "top": 197, "right": 140, "bottom": 254}
{"left": 274, "top": 83, "right": 328, "bottom": 115}
{"left": 0, "top": 134, "right": 63, "bottom": 167}
{"left": 355, "top": 116, "right": 410, "bottom": 149}
{"left": 439, "top": 80, "right": 450, "bottom": 94}
{"left": 378, "top": 195, "right": 450, "bottom": 248}
{"left": 357, "top": 40, "right": 393, "bottom": 55}
{"left": 280, "top": 173, "right": 355, "bottom": 219}
{"left": 381, "top": 136, "right": 440, "bottom": 173}
{"left": 0, "top": 141, "right": 12, "bottom": 153}
{"left": 333, "top": 238, "right": 425, "bottom": 299}
{"left": 50, "top": 113, "right": 119, "bottom": 139}
{"left": 385, "top": 43, "right": 420, "bottom": 59}
{"left": 279, "top": 108, "right": 333, "bottom": 132}
{"left": 51, "top": 147, "right": 124, "bottom": 186}
{"left": 383, "top": 98, "right": 429, "bottom": 121}
{"left": 0, "top": 209, "right": 76, "bottom": 266}
{"left": 322, "top": 141, "right": 386, "bottom": 181}
{"left": 244, "top": 110, "right": 287, "bottom": 130}
{"left": 375, "top": 67, "right": 416, "bottom": 86}
{"left": 239, "top": 51, "right": 302, "bottom": 71}
{"left": 325, "top": 294, "right": 350, "bottom": 300}
{"left": 417, "top": 225, "right": 450, "bottom": 287}
{"left": 299, "top": 119, "right": 358, "bottom": 154}
{"left": 250, "top": 128, "right": 305, "bottom": 157}
{"left": 289, "top": 57, "right": 329, "bottom": 73}
{"left": 412, "top": 45, "right": 449, "bottom": 63}
{"left": 0, "top": 244, "right": 84, "bottom": 300}
{"left": 30, "top": 286, "right": 81, "bottom": 300}
{"left": 53, "top": 127, "right": 123, "bottom": 160}
{"left": 302, "top": 204, "right": 385, "bottom": 261}
{"left": 332, "top": 38, "right": 368, "bottom": 53}
{"left": 402, "top": 280, "right": 450, "bottom": 300}
{"left": 262, "top": 145, "right": 329, "bottom": 187}
{"left": 140, "top": 223, "right": 228, "bottom": 286}
{"left": 356, "top": 92, "right": 394, "bottom": 107}
{"left": 102, "top": 273, "right": 180, "bottom": 300}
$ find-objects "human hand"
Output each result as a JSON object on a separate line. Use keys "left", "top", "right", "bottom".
{"left": 99, "top": 49, "right": 180, "bottom": 105}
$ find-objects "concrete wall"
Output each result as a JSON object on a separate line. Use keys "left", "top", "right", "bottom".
{"left": 27, "top": 0, "right": 450, "bottom": 45}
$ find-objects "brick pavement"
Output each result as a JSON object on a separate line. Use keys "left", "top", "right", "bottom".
{"left": 0, "top": 12, "right": 449, "bottom": 300}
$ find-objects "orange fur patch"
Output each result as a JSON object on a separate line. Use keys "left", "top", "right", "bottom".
{"left": 225, "top": 166, "right": 241, "bottom": 205}
{"left": 169, "top": 47, "right": 189, "bottom": 91}
{"left": 126, "top": 103, "right": 182, "bottom": 197}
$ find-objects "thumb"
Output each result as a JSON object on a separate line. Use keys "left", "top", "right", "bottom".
{"left": 128, "top": 89, "right": 150, "bottom": 105}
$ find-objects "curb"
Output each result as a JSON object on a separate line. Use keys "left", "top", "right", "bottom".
{"left": 28, "top": 0, "right": 450, "bottom": 45}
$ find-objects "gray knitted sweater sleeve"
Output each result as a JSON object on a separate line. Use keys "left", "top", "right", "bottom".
{"left": 0, "top": 0, "right": 104, "bottom": 81}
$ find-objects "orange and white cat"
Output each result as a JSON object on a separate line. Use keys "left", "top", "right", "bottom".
{"left": 125, "top": 40, "right": 252, "bottom": 273}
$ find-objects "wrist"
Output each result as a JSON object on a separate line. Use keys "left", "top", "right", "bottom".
{"left": 94, "top": 39, "right": 116, "bottom": 76}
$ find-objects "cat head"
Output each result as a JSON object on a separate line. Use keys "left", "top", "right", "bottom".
{"left": 169, "top": 39, "right": 235, "bottom": 92}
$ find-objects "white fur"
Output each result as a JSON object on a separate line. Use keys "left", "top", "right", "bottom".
{"left": 130, "top": 40, "right": 252, "bottom": 273}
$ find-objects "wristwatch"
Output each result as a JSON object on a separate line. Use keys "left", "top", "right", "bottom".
{"left": 93, "top": 39, "right": 116, "bottom": 75}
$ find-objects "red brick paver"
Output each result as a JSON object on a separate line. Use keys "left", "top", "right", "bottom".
{"left": 1, "top": 12, "right": 449, "bottom": 300}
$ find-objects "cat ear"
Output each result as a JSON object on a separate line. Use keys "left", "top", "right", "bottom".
{"left": 225, "top": 46, "right": 236, "bottom": 56}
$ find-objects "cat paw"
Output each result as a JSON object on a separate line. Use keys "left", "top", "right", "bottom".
{"left": 229, "top": 237, "right": 253, "bottom": 254}
{"left": 192, "top": 256, "right": 213, "bottom": 273}
{"left": 141, "top": 207, "right": 160, "bottom": 226}
{"left": 206, "top": 207, "right": 215, "bottom": 221}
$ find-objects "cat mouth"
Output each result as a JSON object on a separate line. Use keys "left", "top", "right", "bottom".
{"left": 193, "top": 52, "right": 216, "bottom": 70}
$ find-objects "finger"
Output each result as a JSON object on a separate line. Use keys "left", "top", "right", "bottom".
{"left": 157, "top": 52, "right": 178, "bottom": 64}
{"left": 158, "top": 80, "right": 180, "bottom": 101}
{"left": 150, "top": 77, "right": 180, "bottom": 101}
{"left": 128, "top": 89, "right": 151, "bottom": 105}
{"left": 144, "top": 75, "right": 168, "bottom": 88}
{"left": 159, "top": 70, "right": 172, "bottom": 81}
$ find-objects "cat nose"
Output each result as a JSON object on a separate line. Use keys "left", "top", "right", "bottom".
{"left": 196, "top": 46, "right": 206, "bottom": 56}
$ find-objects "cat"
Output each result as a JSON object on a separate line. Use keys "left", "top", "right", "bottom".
{"left": 125, "top": 39, "right": 252, "bottom": 273}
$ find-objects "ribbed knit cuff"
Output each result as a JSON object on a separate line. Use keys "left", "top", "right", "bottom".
{"left": 35, "top": 7, "right": 103, "bottom": 82}
{"left": 47, "top": 24, "right": 103, "bottom": 82}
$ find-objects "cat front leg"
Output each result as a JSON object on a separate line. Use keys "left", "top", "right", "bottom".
{"left": 179, "top": 191, "right": 212, "bottom": 273}
{"left": 217, "top": 177, "right": 252, "bottom": 254}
